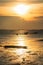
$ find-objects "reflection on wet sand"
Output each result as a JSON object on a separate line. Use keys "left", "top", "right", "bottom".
{"left": 0, "top": 47, "right": 43, "bottom": 65}
{"left": 0, "top": 30, "right": 43, "bottom": 65}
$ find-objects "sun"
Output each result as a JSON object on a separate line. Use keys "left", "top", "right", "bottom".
{"left": 13, "top": 3, "right": 29, "bottom": 16}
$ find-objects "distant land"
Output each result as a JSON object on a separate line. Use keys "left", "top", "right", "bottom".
{"left": 0, "top": 29, "right": 43, "bottom": 35}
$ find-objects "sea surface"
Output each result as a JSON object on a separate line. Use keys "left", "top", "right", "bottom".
{"left": 0, "top": 29, "right": 43, "bottom": 65}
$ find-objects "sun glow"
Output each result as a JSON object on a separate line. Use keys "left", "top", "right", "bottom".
{"left": 16, "top": 49, "right": 26, "bottom": 55}
{"left": 12, "top": 3, "right": 29, "bottom": 16}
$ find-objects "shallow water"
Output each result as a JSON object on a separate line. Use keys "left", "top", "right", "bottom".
{"left": 0, "top": 30, "right": 43, "bottom": 65}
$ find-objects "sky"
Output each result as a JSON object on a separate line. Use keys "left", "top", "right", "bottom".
{"left": 0, "top": 0, "right": 43, "bottom": 30}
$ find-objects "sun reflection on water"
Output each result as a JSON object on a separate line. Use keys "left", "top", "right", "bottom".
{"left": 17, "top": 35, "right": 25, "bottom": 46}
{"left": 11, "top": 35, "right": 28, "bottom": 55}
{"left": 4, "top": 33, "right": 43, "bottom": 55}
{"left": 16, "top": 49, "right": 26, "bottom": 55}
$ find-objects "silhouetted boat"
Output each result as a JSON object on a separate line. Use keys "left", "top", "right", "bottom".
{"left": 4, "top": 45, "right": 27, "bottom": 49}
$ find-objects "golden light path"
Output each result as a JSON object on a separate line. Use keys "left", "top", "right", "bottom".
{"left": 16, "top": 35, "right": 27, "bottom": 55}
{"left": 12, "top": 3, "right": 30, "bottom": 16}
{"left": 10, "top": 35, "right": 27, "bottom": 55}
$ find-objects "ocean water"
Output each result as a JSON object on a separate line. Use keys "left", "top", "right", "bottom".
{"left": 0, "top": 29, "right": 43, "bottom": 65}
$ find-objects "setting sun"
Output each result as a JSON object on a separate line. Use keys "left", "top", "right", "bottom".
{"left": 12, "top": 3, "right": 29, "bottom": 16}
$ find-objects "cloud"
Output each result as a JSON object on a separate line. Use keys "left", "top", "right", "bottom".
{"left": 0, "top": 16, "right": 43, "bottom": 30}
{"left": 34, "top": 16, "right": 43, "bottom": 22}
{"left": 34, "top": 16, "right": 43, "bottom": 19}
{"left": 0, "top": 0, "right": 15, "bottom": 3}
{"left": 0, "top": 16, "right": 26, "bottom": 29}
{"left": 0, "top": 0, "right": 43, "bottom": 4}
{"left": 30, "top": 0, "right": 43, "bottom": 3}
{"left": 36, "top": 39, "right": 43, "bottom": 42}
{"left": 0, "top": 0, "right": 43, "bottom": 6}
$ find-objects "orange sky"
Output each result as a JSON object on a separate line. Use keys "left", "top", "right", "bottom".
{"left": 0, "top": 0, "right": 43, "bottom": 29}
{"left": 0, "top": 1, "right": 43, "bottom": 20}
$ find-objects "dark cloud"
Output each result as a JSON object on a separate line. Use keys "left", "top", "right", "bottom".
{"left": 34, "top": 16, "right": 43, "bottom": 19}
{"left": 30, "top": 0, "right": 43, "bottom": 3}
{"left": 0, "top": 0, "right": 43, "bottom": 4}
{"left": 34, "top": 15, "right": 43, "bottom": 21}
{"left": 0, "top": 16, "right": 26, "bottom": 29}
{"left": 0, "top": 0, "right": 43, "bottom": 6}
{"left": 36, "top": 39, "right": 43, "bottom": 42}
{"left": 0, "top": 0, "right": 16, "bottom": 3}
{"left": 0, "top": 0, "right": 16, "bottom": 6}
{"left": 34, "top": 16, "right": 43, "bottom": 22}
{"left": 0, "top": 16, "right": 43, "bottom": 30}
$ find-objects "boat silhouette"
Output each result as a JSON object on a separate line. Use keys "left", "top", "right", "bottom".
{"left": 4, "top": 45, "right": 27, "bottom": 49}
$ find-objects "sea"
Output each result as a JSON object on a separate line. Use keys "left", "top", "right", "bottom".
{"left": 0, "top": 29, "right": 43, "bottom": 65}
